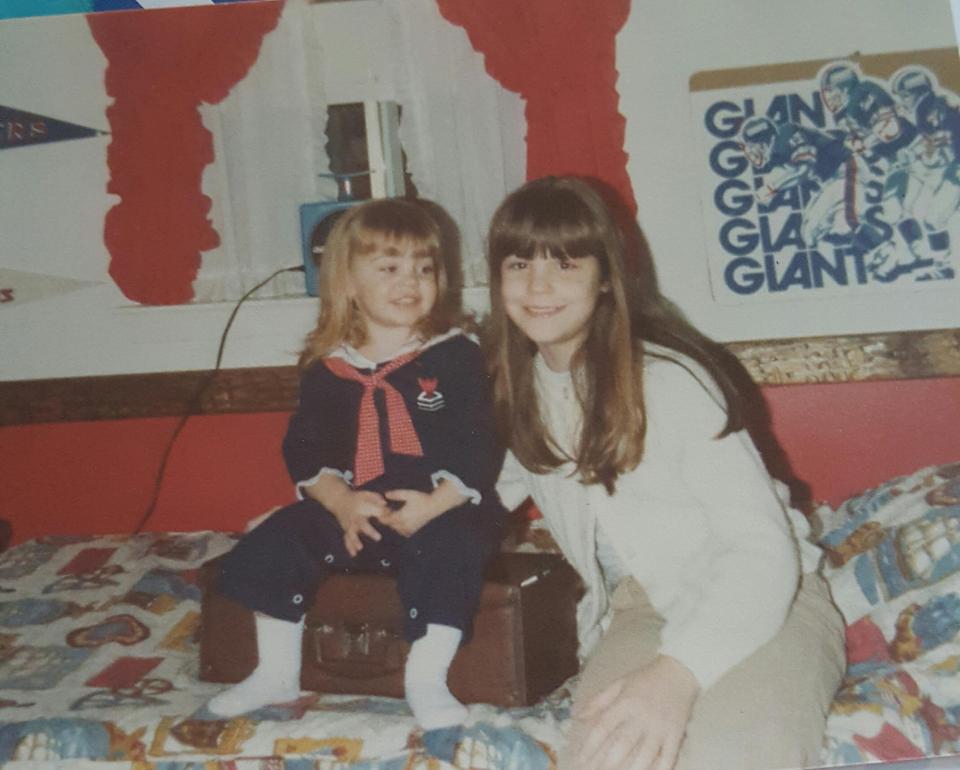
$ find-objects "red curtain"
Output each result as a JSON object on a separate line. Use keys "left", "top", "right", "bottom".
{"left": 436, "top": 0, "right": 636, "bottom": 217}
{"left": 88, "top": 1, "right": 632, "bottom": 302}
{"left": 87, "top": 1, "right": 283, "bottom": 305}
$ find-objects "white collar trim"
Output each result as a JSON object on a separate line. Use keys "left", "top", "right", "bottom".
{"left": 326, "top": 327, "right": 467, "bottom": 369}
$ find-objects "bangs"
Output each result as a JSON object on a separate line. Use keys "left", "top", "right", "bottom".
{"left": 352, "top": 231, "right": 440, "bottom": 262}
{"left": 349, "top": 200, "right": 441, "bottom": 262}
{"left": 490, "top": 186, "right": 606, "bottom": 265}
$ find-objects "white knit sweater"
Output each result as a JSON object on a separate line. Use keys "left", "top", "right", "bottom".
{"left": 496, "top": 346, "right": 823, "bottom": 690}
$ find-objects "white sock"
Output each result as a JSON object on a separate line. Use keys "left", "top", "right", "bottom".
{"left": 207, "top": 613, "right": 303, "bottom": 718}
{"left": 404, "top": 623, "right": 468, "bottom": 730}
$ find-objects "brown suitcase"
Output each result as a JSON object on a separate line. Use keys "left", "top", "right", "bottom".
{"left": 199, "top": 551, "right": 581, "bottom": 708}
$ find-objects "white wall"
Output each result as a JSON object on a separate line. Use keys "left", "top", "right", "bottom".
{"left": 618, "top": 0, "right": 960, "bottom": 341}
{"left": 0, "top": 8, "right": 318, "bottom": 380}
{"left": 2, "top": 1, "right": 957, "bottom": 381}
{"left": 953, "top": 0, "right": 960, "bottom": 47}
{"left": 0, "top": 14, "right": 112, "bottom": 291}
{"left": 0, "top": 0, "right": 507, "bottom": 381}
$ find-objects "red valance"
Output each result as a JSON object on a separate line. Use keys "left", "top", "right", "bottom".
{"left": 88, "top": 0, "right": 633, "bottom": 303}
{"left": 436, "top": 0, "right": 636, "bottom": 217}
{"left": 87, "top": 1, "right": 283, "bottom": 304}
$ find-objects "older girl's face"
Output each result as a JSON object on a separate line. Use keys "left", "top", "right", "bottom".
{"left": 500, "top": 253, "right": 605, "bottom": 372}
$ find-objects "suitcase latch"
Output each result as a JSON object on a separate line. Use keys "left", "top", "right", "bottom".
{"left": 311, "top": 622, "right": 406, "bottom": 676}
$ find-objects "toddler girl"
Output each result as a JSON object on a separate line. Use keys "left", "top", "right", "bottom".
{"left": 208, "top": 198, "right": 505, "bottom": 740}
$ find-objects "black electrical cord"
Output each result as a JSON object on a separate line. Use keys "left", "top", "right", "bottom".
{"left": 132, "top": 264, "right": 306, "bottom": 535}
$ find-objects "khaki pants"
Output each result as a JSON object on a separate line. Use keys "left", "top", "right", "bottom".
{"left": 559, "top": 573, "right": 846, "bottom": 770}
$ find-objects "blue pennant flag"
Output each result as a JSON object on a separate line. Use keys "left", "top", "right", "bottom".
{"left": 0, "top": 105, "right": 106, "bottom": 151}
{"left": 0, "top": 0, "right": 260, "bottom": 21}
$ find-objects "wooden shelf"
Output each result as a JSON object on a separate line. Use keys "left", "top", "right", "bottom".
{"left": 0, "top": 328, "right": 957, "bottom": 426}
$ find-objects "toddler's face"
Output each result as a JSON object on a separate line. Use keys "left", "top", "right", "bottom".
{"left": 347, "top": 241, "right": 438, "bottom": 339}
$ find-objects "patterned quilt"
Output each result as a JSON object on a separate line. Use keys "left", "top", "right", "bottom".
{"left": 814, "top": 462, "right": 960, "bottom": 767}
{"left": 0, "top": 462, "right": 959, "bottom": 769}
{"left": 0, "top": 531, "right": 568, "bottom": 769}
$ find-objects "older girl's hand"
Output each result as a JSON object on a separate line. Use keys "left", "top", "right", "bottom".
{"left": 573, "top": 655, "right": 700, "bottom": 770}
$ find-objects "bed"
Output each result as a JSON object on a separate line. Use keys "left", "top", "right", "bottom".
{"left": 0, "top": 461, "right": 958, "bottom": 769}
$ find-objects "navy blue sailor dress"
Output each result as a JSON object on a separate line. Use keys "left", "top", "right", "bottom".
{"left": 217, "top": 333, "right": 507, "bottom": 642}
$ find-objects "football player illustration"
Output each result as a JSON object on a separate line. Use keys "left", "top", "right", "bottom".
{"left": 821, "top": 62, "right": 915, "bottom": 162}
{"left": 819, "top": 61, "right": 939, "bottom": 280}
{"left": 737, "top": 115, "right": 887, "bottom": 257}
{"left": 888, "top": 65, "right": 960, "bottom": 280}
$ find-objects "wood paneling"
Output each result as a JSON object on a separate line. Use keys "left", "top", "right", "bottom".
{"left": 0, "top": 367, "right": 299, "bottom": 425}
{"left": 727, "top": 328, "right": 960, "bottom": 385}
{"left": 1, "top": 329, "right": 957, "bottom": 426}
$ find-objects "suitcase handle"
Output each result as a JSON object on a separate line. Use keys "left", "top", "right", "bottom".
{"left": 309, "top": 622, "right": 408, "bottom": 679}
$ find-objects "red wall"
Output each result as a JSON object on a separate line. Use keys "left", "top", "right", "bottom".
{"left": 1, "top": 412, "right": 292, "bottom": 545}
{"left": 762, "top": 376, "right": 960, "bottom": 507}
{"left": 2, "top": 376, "right": 959, "bottom": 545}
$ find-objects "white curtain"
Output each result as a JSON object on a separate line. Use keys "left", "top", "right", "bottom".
{"left": 192, "top": 0, "right": 525, "bottom": 303}
{"left": 386, "top": 0, "right": 526, "bottom": 286}
{"left": 193, "top": 0, "right": 333, "bottom": 303}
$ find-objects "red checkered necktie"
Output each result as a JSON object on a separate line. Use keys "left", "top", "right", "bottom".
{"left": 322, "top": 350, "right": 424, "bottom": 486}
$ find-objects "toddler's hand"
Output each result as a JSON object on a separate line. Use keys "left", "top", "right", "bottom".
{"left": 379, "top": 490, "right": 437, "bottom": 537}
{"left": 335, "top": 490, "right": 389, "bottom": 557}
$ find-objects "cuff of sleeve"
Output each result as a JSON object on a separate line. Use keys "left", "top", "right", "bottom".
{"left": 661, "top": 622, "right": 778, "bottom": 691}
{"left": 658, "top": 639, "right": 727, "bottom": 691}
{"left": 431, "top": 470, "right": 481, "bottom": 505}
{"left": 296, "top": 467, "right": 353, "bottom": 500}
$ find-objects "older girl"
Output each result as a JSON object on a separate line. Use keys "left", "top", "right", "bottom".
{"left": 486, "top": 177, "right": 844, "bottom": 770}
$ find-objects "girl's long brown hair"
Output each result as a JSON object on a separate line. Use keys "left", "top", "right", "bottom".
{"left": 299, "top": 198, "right": 456, "bottom": 368}
{"left": 484, "top": 176, "right": 743, "bottom": 494}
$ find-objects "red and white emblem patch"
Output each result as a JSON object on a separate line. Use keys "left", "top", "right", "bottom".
{"left": 416, "top": 377, "right": 444, "bottom": 411}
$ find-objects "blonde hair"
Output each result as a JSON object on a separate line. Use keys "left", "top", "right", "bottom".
{"left": 484, "top": 176, "right": 743, "bottom": 493}
{"left": 299, "top": 198, "right": 455, "bottom": 368}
